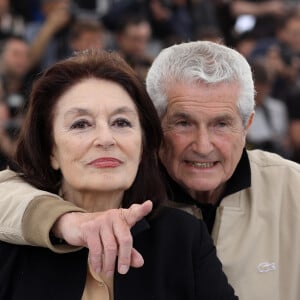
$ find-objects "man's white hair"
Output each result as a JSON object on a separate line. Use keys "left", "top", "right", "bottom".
{"left": 146, "top": 41, "right": 255, "bottom": 126}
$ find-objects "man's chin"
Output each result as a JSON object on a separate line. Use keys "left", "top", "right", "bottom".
{"left": 183, "top": 179, "right": 218, "bottom": 192}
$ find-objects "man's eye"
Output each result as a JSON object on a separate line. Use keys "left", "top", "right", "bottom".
{"left": 70, "top": 120, "right": 91, "bottom": 129}
{"left": 113, "top": 118, "right": 132, "bottom": 128}
{"left": 217, "top": 122, "right": 227, "bottom": 127}
{"left": 175, "top": 120, "right": 190, "bottom": 127}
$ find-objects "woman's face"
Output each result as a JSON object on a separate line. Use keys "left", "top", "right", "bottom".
{"left": 50, "top": 78, "right": 143, "bottom": 195}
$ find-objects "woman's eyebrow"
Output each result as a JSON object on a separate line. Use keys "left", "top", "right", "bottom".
{"left": 64, "top": 108, "right": 91, "bottom": 118}
{"left": 113, "top": 106, "right": 138, "bottom": 115}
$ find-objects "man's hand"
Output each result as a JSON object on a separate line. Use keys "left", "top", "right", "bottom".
{"left": 52, "top": 200, "right": 153, "bottom": 277}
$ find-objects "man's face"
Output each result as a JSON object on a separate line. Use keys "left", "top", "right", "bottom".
{"left": 159, "top": 81, "right": 253, "bottom": 202}
{"left": 280, "top": 17, "right": 300, "bottom": 53}
{"left": 118, "top": 21, "right": 151, "bottom": 59}
{"left": 2, "top": 39, "right": 30, "bottom": 78}
{"left": 70, "top": 31, "right": 105, "bottom": 52}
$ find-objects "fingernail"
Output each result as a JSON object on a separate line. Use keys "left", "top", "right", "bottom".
{"left": 119, "top": 264, "right": 129, "bottom": 274}
{"left": 95, "top": 267, "right": 101, "bottom": 274}
{"left": 106, "top": 270, "right": 113, "bottom": 278}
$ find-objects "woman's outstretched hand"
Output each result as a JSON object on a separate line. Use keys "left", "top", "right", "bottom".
{"left": 52, "top": 200, "right": 153, "bottom": 277}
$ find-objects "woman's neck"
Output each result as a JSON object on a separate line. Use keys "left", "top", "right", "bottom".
{"left": 60, "top": 183, "right": 123, "bottom": 212}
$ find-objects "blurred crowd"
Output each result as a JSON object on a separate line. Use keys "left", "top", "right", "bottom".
{"left": 1, "top": 0, "right": 300, "bottom": 168}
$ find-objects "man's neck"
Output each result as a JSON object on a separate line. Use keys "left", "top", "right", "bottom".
{"left": 189, "top": 184, "right": 226, "bottom": 205}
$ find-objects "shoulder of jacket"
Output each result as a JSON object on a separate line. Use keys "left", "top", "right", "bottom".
{"left": 247, "top": 149, "right": 300, "bottom": 172}
{"left": 0, "top": 169, "right": 19, "bottom": 182}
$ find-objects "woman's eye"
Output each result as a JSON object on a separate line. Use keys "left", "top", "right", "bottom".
{"left": 113, "top": 118, "right": 132, "bottom": 128}
{"left": 70, "top": 119, "right": 91, "bottom": 130}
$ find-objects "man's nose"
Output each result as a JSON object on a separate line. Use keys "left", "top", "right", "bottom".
{"left": 192, "top": 127, "right": 214, "bottom": 154}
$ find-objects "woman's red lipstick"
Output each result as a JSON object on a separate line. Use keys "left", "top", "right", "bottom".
{"left": 88, "top": 157, "right": 122, "bottom": 168}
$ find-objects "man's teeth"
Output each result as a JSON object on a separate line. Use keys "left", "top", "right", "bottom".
{"left": 190, "top": 162, "right": 214, "bottom": 168}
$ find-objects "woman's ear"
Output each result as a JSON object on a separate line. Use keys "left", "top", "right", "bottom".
{"left": 139, "top": 143, "right": 143, "bottom": 163}
{"left": 50, "top": 149, "right": 60, "bottom": 170}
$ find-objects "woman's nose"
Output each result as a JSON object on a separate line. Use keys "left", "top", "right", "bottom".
{"left": 93, "top": 125, "right": 116, "bottom": 149}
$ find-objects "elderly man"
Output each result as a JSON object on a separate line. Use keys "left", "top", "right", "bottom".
{"left": 1, "top": 41, "right": 300, "bottom": 300}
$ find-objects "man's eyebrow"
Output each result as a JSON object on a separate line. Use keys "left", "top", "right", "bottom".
{"left": 168, "top": 111, "right": 191, "bottom": 119}
{"left": 213, "top": 114, "right": 235, "bottom": 122}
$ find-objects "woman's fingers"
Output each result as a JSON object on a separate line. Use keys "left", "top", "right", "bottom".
{"left": 52, "top": 201, "right": 153, "bottom": 276}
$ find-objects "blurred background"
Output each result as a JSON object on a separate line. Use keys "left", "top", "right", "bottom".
{"left": 1, "top": 0, "right": 300, "bottom": 168}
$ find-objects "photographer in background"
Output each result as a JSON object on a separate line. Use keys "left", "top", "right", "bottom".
{"left": 0, "top": 35, "right": 30, "bottom": 98}
{"left": 0, "top": 97, "right": 12, "bottom": 170}
{"left": 0, "top": 36, "right": 31, "bottom": 169}
{"left": 113, "top": 13, "right": 154, "bottom": 81}
{"left": 246, "top": 60, "right": 290, "bottom": 157}
{"left": 249, "top": 10, "right": 300, "bottom": 100}
{"left": 68, "top": 18, "right": 107, "bottom": 53}
{"left": 24, "top": 0, "right": 73, "bottom": 72}
{"left": 216, "top": 0, "right": 287, "bottom": 46}
{"left": 286, "top": 89, "right": 300, "bottom": 164}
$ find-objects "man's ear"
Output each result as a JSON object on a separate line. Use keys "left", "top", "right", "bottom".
{"left": 245, "top": 112, "right": 255, "bottom": 133}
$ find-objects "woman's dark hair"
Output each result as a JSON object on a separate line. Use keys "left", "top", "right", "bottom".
{"left": 12, "top": 50, "right": 166, "bottom": 209}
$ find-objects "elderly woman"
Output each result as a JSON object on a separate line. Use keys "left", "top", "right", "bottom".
{"left": 0, "top": 50, "right": 237, "bottom": 299}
